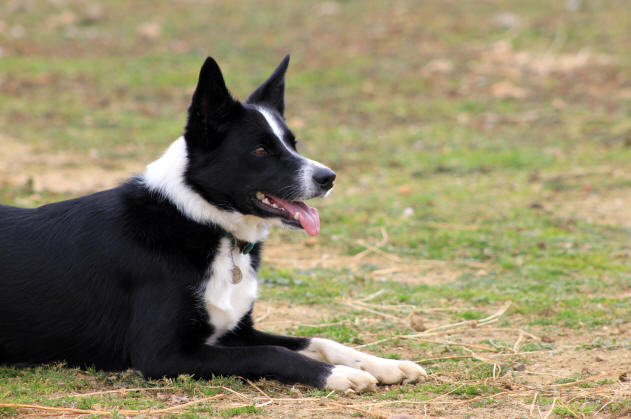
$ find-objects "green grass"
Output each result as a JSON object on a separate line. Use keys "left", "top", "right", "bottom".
{"left": 1, "top": 0, "right": 631, "bottom": 417}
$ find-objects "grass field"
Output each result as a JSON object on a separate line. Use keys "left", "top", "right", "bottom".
{"left": 1, "top": 0, "right": 631, "bottom": 417}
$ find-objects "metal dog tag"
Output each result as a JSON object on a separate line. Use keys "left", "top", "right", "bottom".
{"left": 231, "top": 266, "right": 243, "bottom": 284}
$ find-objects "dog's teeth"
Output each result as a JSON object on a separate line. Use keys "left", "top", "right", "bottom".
{"left": 256, "top": 192, "right": 265, "bottom": 200}
{"left": 262, "top": 198, "right": 271, "bottom": 205}
{"left": 271, "top": 203, "right": 278, "bottom": 208}
{"left": 294, "top": 213, "right": 300, "bottom": 220}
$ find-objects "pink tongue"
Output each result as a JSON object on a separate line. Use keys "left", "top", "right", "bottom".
{"left": 268, "top": 196, "right": 320, "bottom": 236}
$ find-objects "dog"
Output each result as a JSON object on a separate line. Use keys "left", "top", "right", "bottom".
{"left": 0, "top": 55, "right": 426, "bottom": 392}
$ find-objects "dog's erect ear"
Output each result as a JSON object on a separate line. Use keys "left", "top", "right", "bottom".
{"left": 186, "top": 57, "right": 239, "bottom": 147}
{"left": 190, "top": 56, "right": 236, "bottom": 123}
{"left": 246, "top": 54, "right": 290, "bottom": 116}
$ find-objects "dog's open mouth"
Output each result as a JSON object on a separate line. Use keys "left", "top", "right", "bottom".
{"left": 253, "top": 192, "right": 320, "bottom": 236}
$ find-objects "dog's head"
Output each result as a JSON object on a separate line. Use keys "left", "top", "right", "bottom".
{"left": 181, "top": 56, "right": 335, "bottom": 237}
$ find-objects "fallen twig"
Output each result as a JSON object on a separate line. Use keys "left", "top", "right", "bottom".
{"left": 556, "top": 399, "right": 581, "bottom": 418}
{"left": 50, "top": 386, "right": 175, "bottom": 399}
{"left": 342, "top": 301, "right": 404, "bottom": 322}
{"left": 358, "top": 289, "right": 386, "bottom": 301}
{"left": 0, "top": 403, "right": 111, "bottom": 416}
{"left": 147, "top": 394, "right": 225, "bottom": 414}
{"left": 542, "top": 397, "right": 557, "bottom": 419}
{"left": 245, "top": 379, "right": 272, "bottom": 401}
{"left": 400, "top": 337, "right": 499, "bottom": 352}
{"left": 513, "top": 330, "right": 524, "bottom": 353}
{"left": 329, "top": 401, "right": 388, "bottom": 419}
{"left": 451, "top": 390, "right": 532, "bottom": 406}
{"left": 550, "top": 372, "right": 623, "bottom": 388}
{"left": 529, "top": 391, "right": 538, "bottom": 416}
{"left": 478, "top": 301, "right": 512, "bottom": 323}
{"left": 0, "top": 394, "right": 225, "bottom": 416}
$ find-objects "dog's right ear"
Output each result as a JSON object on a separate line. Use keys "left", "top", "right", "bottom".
{"left": 185, "top": 57, "right": 239, "bottom": 148}
{"left": 246, "top": 54, "right": 290, "bottom": 116}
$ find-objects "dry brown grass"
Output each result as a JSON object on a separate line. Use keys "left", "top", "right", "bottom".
{"left": 3, "top": 302, "right": 629, "bottom": 418}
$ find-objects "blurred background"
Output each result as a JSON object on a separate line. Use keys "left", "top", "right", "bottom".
{"left": 1, "top": 1, "right": 631, "bottom": 416}
{"left": 1, "top": 1, "right": 630, "bottom": 237}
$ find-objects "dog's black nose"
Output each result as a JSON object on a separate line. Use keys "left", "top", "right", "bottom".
{"left": 313, "top": 167, "right": 336, "bottom": 190}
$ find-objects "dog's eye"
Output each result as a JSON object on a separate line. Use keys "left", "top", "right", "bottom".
{"left": 253, "top": 146, "right": 269, "bottom": 156}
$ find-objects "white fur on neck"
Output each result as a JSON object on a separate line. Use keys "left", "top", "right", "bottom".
{"left": 142, "top": 137, "right": 270, "bottom": 243}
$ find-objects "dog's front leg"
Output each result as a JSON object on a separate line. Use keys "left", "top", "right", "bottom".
{"left": 299, "top": 338, "right": 427, "bottom": 385}
{"left": 218, "top": 323, "right": 425, "bottom": 386}
{"left": 136, "top": 344, "right": 377, "bottom": 392}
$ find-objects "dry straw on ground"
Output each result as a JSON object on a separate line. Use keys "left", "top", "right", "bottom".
{"left": 3, "top": 298, "right": 629, "bottom": 418}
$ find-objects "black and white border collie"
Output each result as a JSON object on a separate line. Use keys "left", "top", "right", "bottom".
{"left": 0, "top": 56, "right": 426, "bottom": 392}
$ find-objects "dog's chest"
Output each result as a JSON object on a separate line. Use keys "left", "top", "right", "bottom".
{"left": 202, "top": 238, "right": 258, "bottom": 343}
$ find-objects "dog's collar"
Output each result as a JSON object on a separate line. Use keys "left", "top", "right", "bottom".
{"left": 222, "top": 231, "right": 255, "bottom": 255}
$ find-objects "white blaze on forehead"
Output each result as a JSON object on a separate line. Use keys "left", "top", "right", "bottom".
{"left": 255, "top": 106, "right": 334, "bottom": 199}
{"left": 256, "top": 106, "right": 296, "bottom": 154}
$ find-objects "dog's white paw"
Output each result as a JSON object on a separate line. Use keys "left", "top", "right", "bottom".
{"left": 301, "top": 338, "right": 427, "bottom": 387}
{"left": 358, "top": 358, "right": 427, "bottom": 385}
{"left": 325, "top": 365, "right": 378, "bottom": 392}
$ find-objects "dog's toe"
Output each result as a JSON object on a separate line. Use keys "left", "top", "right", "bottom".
{"left": 358, "top": 358, "right": 427, "bottom": 385}
{"left": 398, "top": 360, "right": 427, "bottom": 384}
{"left": 325, "top": 365, "right": 378, "bottom": 392}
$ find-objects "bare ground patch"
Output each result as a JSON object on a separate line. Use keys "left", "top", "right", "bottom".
{"left": 550, "top": 187, "right": 631, "bottom": 229}
{"left": 538, "top": 165, "right": 631, "bottom": 228}
{"left": 253, "top": 300, "right": 338, "bottom": 335}
{"left": 263, "top": 232, "right": 489, "bottom": 286}
{"left": 257, "top": 238, "right": 631, "bottom": 417}
{"left": 6, "top": 302, "right": 628, "bottom": 418}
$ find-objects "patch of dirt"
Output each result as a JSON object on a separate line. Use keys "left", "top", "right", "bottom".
{"left": 549, "top": 186, "right": 631, "bottom": 228}
{"left": 0, "top": 133, "right": 143, "bottom": 196}
{"left": 511, "top": 325, "right": 631, "bottom": 385}
{"left": 263, "top": 236, "right": 489, "bottom": 286}
{"left": 533, "top": 165, "right": 631, "bottom": 228}
{"left": 254, "top": 287, "right": 631, "bottom": 418}
{"left": 253, "top": 300, "right": 338, "bottom": 334}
